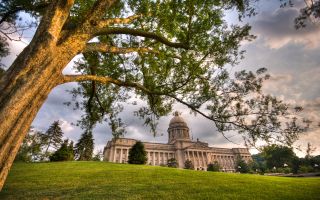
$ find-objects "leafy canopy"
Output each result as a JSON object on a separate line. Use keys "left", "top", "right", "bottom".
{"left": 1, "top": 0, "right": 310, "bottom": 147}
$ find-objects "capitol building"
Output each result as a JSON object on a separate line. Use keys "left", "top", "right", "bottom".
{"left": 103, "top": 112, "right": 252, "bottom": 171}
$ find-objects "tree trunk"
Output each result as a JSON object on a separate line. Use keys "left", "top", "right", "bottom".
{"left": 0, "top": 0, "right": 115, "bottom": 191}
{"left": 0, "top": 30, "right": 88, "bottom": 191}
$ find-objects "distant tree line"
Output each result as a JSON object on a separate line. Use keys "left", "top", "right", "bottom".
{"left": 15, "top": 121, "right": 102, "bottom": 162}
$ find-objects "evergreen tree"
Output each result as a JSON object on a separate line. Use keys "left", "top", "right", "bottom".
{"left": 236, "top": 157, "right": 250, "bottom": 173}
{"left": 167, "top": 158, "right": 178, "bottom": 168}
{"left": 75, "top": 130, "right": 94, "bottom": 161}
{"left": 128, "top": 141, "right": 147, "bottom": 164}
{"left": 42, "top": 121, "right": 64, "bottom": 160}
{"left": 184, "top": 159, "right": 194, "bottom": 170}
{"left": 207, "top": 161, "right": 220, "bottom": 172}
{"left": 50, "top": 139, "right": 74, "bottom": 162}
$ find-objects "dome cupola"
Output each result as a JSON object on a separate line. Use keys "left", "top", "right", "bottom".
{"left": 168, "top": 111, "right": 190, "bottom": 143}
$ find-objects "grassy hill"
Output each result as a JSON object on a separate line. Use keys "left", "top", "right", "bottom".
{"left": 1, "top": 162, "right": 319, "bottom": 200}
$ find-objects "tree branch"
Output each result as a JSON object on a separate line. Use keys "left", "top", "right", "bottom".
{"left": 94, "top": 27, "right": 189, "bottom": 49}
{"left": 84, "top": 42, "right": 158, "bottom": 54}
{"left": 62, "top": 75, "right": 155, "bottom": 94}
{"left": 98, "top": 15, "right": 142, "bottom": 27}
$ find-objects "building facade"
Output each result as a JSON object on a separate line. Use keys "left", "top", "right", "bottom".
{"left": 103, "top": 112, "right": 251, "bottom": 171}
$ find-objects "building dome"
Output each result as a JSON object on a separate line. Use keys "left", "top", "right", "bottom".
{"left": 169, "top": 111, "right": 188, "bottom": 128}
{"left": 168, "top": 111, "right": 190, "bottom": 143}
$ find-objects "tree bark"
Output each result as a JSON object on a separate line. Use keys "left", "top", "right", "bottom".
{"left": 0, "top": 1, "right": 88, "bottom": 190}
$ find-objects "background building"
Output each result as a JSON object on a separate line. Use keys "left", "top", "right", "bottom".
{"left": 103, "top": 112, "right": 251, "bottom": 171}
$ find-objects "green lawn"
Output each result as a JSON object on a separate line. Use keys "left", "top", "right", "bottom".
{"left": 1, "top": 162, "right": 319, "bottom": 200}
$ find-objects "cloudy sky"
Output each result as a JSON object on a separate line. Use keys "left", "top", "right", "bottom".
{"left": 2, "top": 1, "right": 320, "bottom": 157}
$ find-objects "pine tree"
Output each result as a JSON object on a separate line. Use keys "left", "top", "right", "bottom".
{"left": 75, "top": 130, "right": 94, "bottom": 161}
{"left": 128, "top": 141, "right": 147, "bottom": 164}
{"left": 42, "top": 121, "right": 64, "bottom": 160}
{"left": 50, "top": 139, "right": 74, "bottom": 162}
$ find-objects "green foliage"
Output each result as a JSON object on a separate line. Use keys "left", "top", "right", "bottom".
{"left": 207, "top": 161, "right": 220, "bottom": 172}
{"left": 128, "top": 141, "right": 147, "bottom": 164}
{"left": 250, "top": 154, "right": 267, "bottom": 173}
{"left": 291, "top": 154, "right": 320, "bottom": 174}
{"left": 167, "top": 158, "right": 178, "bottom": 168}
{"left": 63, "top": 0, "right": 307, "bottom": 147}
{"left": 43, "top": 121, "right": 64, "bottom": 148}
{"left": 75, "top": 130, "right": 94, "bottom": 161}
{"left": 261, "top": 144, "right": 296, "bottom": 169}
{"left": 15, "top": 128, "right": 46, "bottom": 162}
{"left": 236, "top": 158, "right": 250, "bottom": 173}
{"left": 92, "top": 150, "right": 103, "bottom": 161}
{"left": 50, "top": 140, "right": 74, "bottom": 162}
{"left": 2, "top": 162, "right": 320, "bottom": 199}
{"left": 184, "top": 159, "right": 194, "bottom": 170}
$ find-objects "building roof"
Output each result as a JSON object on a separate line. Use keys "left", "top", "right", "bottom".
{"left": 169, "top": 111, "right": 188, "bottom": 129}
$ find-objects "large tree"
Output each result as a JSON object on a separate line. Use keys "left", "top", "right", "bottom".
{"left": 74, "top": 130, "right": 94, "bottom": 161}
{"left": 42, "top": 121, "right": 64, "bottom": 160}
{"left": 261, "top": 144, "right": 297, "bottom": 169}
{"left": 0, "top": 0, "right": 309, "bottom": 189}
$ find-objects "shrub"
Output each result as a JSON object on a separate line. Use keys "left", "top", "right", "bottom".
{"left": 298, "top": 165, "right": 313, "bottom": 173}
{"left": 167, "top": 158, "right": 178, "bottom": 168}
{"left": 184, "top": 159, "right": 194, "bottom": 170}
{"left": 236, "top": 158, "right": 250, "bottom": 173}
{"left": 50, "top": 140, "right": 74, "bottom": 162}
{"left": 128, "top": 141, "right": 147, "bottom": 164}
{"left": 207, "top": 161, "right": 220, "bottom": 172}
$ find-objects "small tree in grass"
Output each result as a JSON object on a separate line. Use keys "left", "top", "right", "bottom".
{"left": 184, "top": 159, "right": 194, "bottom": 170}
{"left": 50, "top": 140, "right": 74, "bottom": 162}
{"left": 236, "top": 157, "right": 250, "bottom": 173}
{"left": 167, "top": 158, "right": 178, "bottom": 168}
{"left": 92, "top": 150, "right": 103, "bottom": 161}
{"left": 207, "top": 161, "right": 220, "bottom": 172}
{"left": 128, "top": 141, "right": 147, "bottom": 164}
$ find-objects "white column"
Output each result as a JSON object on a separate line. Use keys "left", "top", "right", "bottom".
{"left": 166, "top": 152, "right": 169, "bottom": 163}
{"left": 120, "top": 148, "right": 123, "bottom": 163}
{"left": 113, "top": 148, "right": 117, "bottom": 162}
{"left": 125, "top": 148, "right": 129, "bottom": 162}
{"left": 197, "top": 151, "right": 200, "bottom": 168}
{"left": 201, "top": 151, "right": 205, "bottom": 167}
{"left": 162, "top": 152, "right": 165, "bottom": 164}
{"left": 192, "top": 151, "right": 196, "bottom": 167}
{"left": 158, "top": 151, "right": 160, "bottom": 165}
{"left": 187, "top": 151, "right": 190, "bottom": 161}
{"left": 153, "top": 152, "right": 155, "bottom": 166}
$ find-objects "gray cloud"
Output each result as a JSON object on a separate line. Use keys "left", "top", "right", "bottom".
{"left": 251, "top": 5, "right": 320, "bottom": 49}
